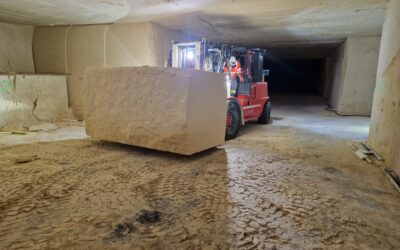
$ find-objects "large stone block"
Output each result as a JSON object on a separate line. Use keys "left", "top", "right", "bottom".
{"left": 83, "top": 66, "right": 227, "bottom": 155}
{"left": 0, "top": 74, "right": 68, "bottom": 130}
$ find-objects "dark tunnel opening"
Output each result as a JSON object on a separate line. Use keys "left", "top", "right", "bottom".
{"left": 264, "top": 57, "right": 326, "bottom": 96}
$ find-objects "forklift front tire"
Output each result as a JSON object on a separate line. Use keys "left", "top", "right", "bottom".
{"left": 258, "top": 101, "right": 271, "bottom": 124}
{"left": 225, "top": 100, "right": 241, "bottom": 140}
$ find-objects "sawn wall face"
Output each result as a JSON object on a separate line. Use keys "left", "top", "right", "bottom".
{"left": 0, "top": 22, "right": 35, "bottom": 73}
{"left": 328, "top": 36, "right": 380, "bottom": 116}
{"left": 33, "top": 22, "right": 192, "bottom": 119}
{"left": 368, "top": 0, "right": 400, "bottom": 172}
{"left": 0, "top": 74, "right": 68, "bottom": 130}
{"left": 0, "top": 21, "right": 69, "bottom": 130}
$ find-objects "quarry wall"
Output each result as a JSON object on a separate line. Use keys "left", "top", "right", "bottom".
{"left": 368, "top": 0, "right": 400, "bottom": 172}
{"left": 0, "top": 74, "right": 68, "bottom": 130}
{"left": 0, "top": 21, "right": 69, "bottom": 130}
{"left": 328, "top": 41, "right": 347, "bottom": 112}
{"left": 0, "top": 22, "right": 35, "bottom": 73}
{"left": 33, "top": 22, "right": 192, "bottom": 119}
{"left": 329, "top": 36, "right": 380, "bottom": 115}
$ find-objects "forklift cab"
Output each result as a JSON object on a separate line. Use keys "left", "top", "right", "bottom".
{"left": 171, "top": 39, "right": 271, "bottom": 140}
{"left": 227, "top": 75, "right": 251, "bottom": 97}
{"left": 172, "top": 40, "right": 268, "bottom": 99}
{"left": 227, "top": 48, "right": 265, "bottom": 96}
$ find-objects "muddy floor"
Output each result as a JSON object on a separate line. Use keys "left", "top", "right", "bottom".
{"left": 0, "top": 96, "right": 399, "bottom": 249}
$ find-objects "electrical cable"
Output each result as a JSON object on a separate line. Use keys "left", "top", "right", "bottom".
{"left": 324, "top": 106, "right": 371, "bottom": 117}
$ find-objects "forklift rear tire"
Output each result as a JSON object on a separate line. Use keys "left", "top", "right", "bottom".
{"left": 225, "top": 99, "right": 241, "bottom": 140}
{"left": 258, "top": 101, "right": 271, "bottom": 124}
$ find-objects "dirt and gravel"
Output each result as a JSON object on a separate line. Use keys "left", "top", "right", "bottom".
{"left": 1, "top": 96, "right": 399, "bottom": 249}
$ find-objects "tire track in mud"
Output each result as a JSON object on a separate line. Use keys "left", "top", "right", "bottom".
{"left": 0, "top": 139, "right": 399, "bottom": 249}
{"left": 224, "top": 145, "right": 399, "bottom": 249}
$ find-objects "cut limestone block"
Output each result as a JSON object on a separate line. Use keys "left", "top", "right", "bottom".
{"left": 0, "top": 74, "right": 68, "bottom": 130}
{"left": 83, "top": 66, "right": 227, "bottom": 155}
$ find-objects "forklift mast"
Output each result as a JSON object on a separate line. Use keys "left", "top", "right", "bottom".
{"left": 171, "top": 38, "right": 266, "bottom": 82}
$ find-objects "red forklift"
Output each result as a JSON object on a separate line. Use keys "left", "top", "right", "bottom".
{"left": 171, "top": 39, "right": 271, "bottom": 139}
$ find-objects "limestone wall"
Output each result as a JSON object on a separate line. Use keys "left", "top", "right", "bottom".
{"left": 32, "top": 26, "right": 68, "bottom": 74}
{"left": 33, "top": 22, "right": 192, "bottom": 119}
{"left": 66, "top": 25, "right": 109, "bottom": 119}
{"left": 338, "top": 37, "right": 380, "bottom": 115}
{"left": 320, "top": 57, "right": 333, "bottom": 100}
{"left": 0, "top": 74, "right": 68, "bottom": 130}
{"left": 328, "top": 37, "right": 380, "bottom": 115}
{"left": 0, "top": 22, "right": 34, "bottom": 73}
{"left": 328, "top": 41, "right": 346, "bottom": 111}
{"left": 105, "top": 23, "right": 153, "bottom": 67}
{"left": 149, "top": 23, "right": 192, "bottom": 66}
{"left": 368, "top": 0, "right": 400, "bottom": 172}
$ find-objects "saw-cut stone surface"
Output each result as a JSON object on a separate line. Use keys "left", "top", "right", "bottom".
{"left": 33, "top": 23, "right": 192, "bottom": 119}
{"left": 0, "top": 74, "right": 68, "bottom": 130}
{"left": 83, "top": 66, "right": 227, "bottom": 155}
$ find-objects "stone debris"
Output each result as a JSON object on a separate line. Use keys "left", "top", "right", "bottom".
{"left": 15, "top": 155, "right": 38, "bottom": 164}
{"left": 28, "top": 122, "right": 59, "bottom": 132}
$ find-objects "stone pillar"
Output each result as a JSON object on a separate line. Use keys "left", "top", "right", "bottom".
{"left": 328, "top": 36, "right": 380, "bottom": 116}
{"left": 368, "top": 0, "right": 400, "bottom": 171}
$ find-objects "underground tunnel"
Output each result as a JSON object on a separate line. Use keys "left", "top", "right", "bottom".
{"left": 0, "top": 0, "right": 399, "bottom": 249}
{"left": 265, "top": 57, "right": 325, "bottom": 96}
